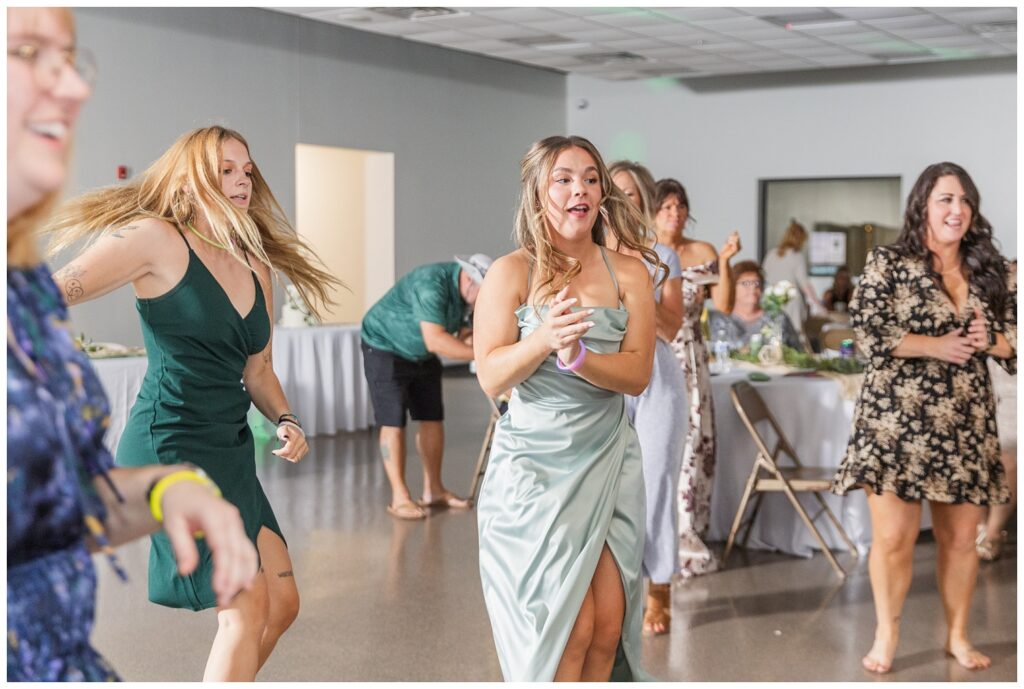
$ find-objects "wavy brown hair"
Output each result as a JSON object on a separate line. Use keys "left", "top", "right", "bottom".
{"left": 514, "top": 136, "right": 662, "bottom": 307}
{"left": 45, "top": 125, "right": 340, "bottom": 317}
{"left": 776, "top": 220, "right": 807, "bottom": 256}
{"left": 893, "top": 161, "right": 1008, "bottom": 322}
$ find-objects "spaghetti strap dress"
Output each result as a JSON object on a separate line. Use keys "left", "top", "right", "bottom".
{"left": 116, "top": 229, "right": 282, "bottom": 611}
{"left": 477, "top": 247, "right": 652, "bottom": 681}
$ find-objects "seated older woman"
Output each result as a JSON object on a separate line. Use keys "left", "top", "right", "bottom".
{"left": 708, "top": 260, "right": 804, "bottom": 351}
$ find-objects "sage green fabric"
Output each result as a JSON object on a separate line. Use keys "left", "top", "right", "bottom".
{"left": 360, "top": 262, "right": 465, "bottom": 362}
{"left": 116, "top": 241, "right": 280, "bottom": 611}
{"left": 476, "top": 248, "right": 652, "bottom": 681}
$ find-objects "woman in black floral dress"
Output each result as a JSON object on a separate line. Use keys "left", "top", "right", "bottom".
{"left": 833, "top": 162, "right": 1015, "bottom": 674}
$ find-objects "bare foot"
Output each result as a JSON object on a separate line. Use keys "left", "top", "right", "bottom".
{"left": 945, "top": 641, "right": 991, "bottom": 670}
{"left": 642, "top": 585, "right": 671, "bottom": 636}
{"left": 862, "top": 635, "right": 898, "bottom": 674}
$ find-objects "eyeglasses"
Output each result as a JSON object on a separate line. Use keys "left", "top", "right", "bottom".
{"left": 658, "top": 203, "right": 687, "bottom": 213}
{"left": 737, "top": 280, "right": 763, "bottom": 289}
{"left": 8, "top": 43, "right": 97, "bottom": 90}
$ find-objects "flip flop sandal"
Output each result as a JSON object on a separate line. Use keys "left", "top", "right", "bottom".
{"left": 387, "top": 501, "right": 427, "bottom": 520}
{"left": 416, "top": 492, "right": 470, "bottom": 509}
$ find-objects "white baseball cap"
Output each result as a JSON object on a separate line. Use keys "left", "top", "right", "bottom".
{"left": 454, "top": 253, "right": 493, "bottom": 284}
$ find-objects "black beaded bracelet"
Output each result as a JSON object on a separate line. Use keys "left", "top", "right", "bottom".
{"left": 277, "top": 412, "right": 301, "bottom": 427}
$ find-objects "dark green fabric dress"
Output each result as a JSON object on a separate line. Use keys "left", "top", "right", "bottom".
{"left": 116, "top": 230, "right": 281, "bottom": 611}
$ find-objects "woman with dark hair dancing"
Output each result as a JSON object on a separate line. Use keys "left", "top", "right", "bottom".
{"left": 833, "top": 162, "right": 1015, "bottom": 673}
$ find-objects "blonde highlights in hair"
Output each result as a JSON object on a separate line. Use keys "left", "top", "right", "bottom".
{"left": 513, "top": 136, "right": 662, "bottom": 306}
{"left": 607, "top": 160, "right": 657, "bottom": 230}
{"left": 45, "top": 125, "right": 340, "bottom": 316}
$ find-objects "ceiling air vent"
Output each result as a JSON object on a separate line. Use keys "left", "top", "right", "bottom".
{"left": 973, "top": 20, "right": 1017, "bottom": 34}
{"left": 576, "top": 51, "right": 649, "bottom": 65}
{"left": 368, "top": 7, "right": 466, "bottom": 21}
{"left": 762, "top": 9, "right": 847, "bottom": 30}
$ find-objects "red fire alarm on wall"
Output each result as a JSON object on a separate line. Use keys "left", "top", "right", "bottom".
{"left": 117, "top": 165, "right": 129, "bottom": 180}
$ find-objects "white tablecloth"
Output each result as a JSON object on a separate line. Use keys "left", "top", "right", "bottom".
{"left": 272, "top": 325, "right": 375, "bottom": 435}
{"left": 91, "top": 356, "right": 148, "bottom": 456}
{"left": 708, "top": 369, "right": 931, "bottom": 557}
{"left": 92, "top": 325, "right": 375, "bottom": 455}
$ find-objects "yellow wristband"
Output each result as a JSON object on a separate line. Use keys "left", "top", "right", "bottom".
{"left": 148, "top": 469, "right": 221, "bottom": 523}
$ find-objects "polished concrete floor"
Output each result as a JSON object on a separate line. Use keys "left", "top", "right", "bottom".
{"left": 94, "top": 369, "right": 1017, "bottom": 681}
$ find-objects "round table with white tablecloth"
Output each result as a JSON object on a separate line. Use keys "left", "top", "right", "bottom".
{"left": 707, "top": 368, "right": 931, "bottom": 558}
{"left": 92, "top": 325, "right": 375, "bottom": 456}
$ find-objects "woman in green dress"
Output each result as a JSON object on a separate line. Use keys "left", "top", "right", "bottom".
{"left": 474, "top": 136, "right": 660, "bottom": 681}
{"left": 47, "top": 126, "right": 339, "bottom": 680}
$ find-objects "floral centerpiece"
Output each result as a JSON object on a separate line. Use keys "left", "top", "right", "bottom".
{"left": 756, "top": 280, "right": 797, "bottom": 364}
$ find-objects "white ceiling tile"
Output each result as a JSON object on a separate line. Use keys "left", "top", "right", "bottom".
{"left": 638, "top": 25, "right": 725, "bottom": 42}
{"left": 727, "top": 26, "right": 801, "bottom": 41}
{"left": 906, "top": 35, "right": 993, "bottom": 49}
{"left": 468, "top": 8, "right": 567, "bottom": 24}
{"left": 598, "top": 37, "right": 674, "bottom": 52}
{"left": 687, "top": 16, "right": 777, "bottom": 33}
{"left": 636, "top": 46, "right": 701, "bottom": 60}
{"left": 404, "top": 30, "right": 472, "bottom": 45}
{"left": 690, "top": 41, "right": 761, "bottom": 54}
{"left": 863, "top": 15, "right": 953, "bottom": 32}
{"left": 656, "top": 8, "right": 747, "bottom": 22}
{"left": 449, "top": 39, "right": 526, "bottom": 54}
{"left": 587, "top": 9, "right": 672, "bottom": 29}
{"left": 780, "top": 46, "right": 859, "bottom": 59}
{"left": 929, "top": 7, "right": 1018, "bottom": 26}
{"left": 825, "top": 31, "right": 904, "bottom": 46}
{"left": 810, "top": 54, "right": 883, "bottom": 67}
{"left": 559, "top": 27, "right": 635, "bottom": 42}
{"left": 758, "top": 36, "right": 832, "bottom": 49}
{"left": 886, "top": 24, "right": 973, "bottom": 41}
{"left": 516, "top": 17, "right": 607, "bottom": 34}
{"left": 743, "top": 57, "right": 815, "bottom": 69}
{"left": 468, "top": 23, "right": 547, "bottom": 40}
{"left": 832, "top": 7, "right": 928, "bottom": 21}
{"left": 545, "top": 7, "right": 626, "bottom": 19}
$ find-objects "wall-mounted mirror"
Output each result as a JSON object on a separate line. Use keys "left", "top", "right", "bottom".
{"left": 758, "top": 176, "right": 902, "bottom": 293}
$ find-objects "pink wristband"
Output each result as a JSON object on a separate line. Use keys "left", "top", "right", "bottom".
{"left": 556, "top": 342, "right": 587, "bottom": 372}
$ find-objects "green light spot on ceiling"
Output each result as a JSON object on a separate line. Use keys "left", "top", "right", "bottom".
{"left": 645, "top": 77, "right": 678, "bottom": 92}
{"left": 608, "top": 131, "right": 647, "bottom": 162}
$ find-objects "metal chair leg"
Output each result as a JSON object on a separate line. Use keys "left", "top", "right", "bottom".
{"left": 779, "top": 481, "right": 846, "bottom": 578}
{"left": 723, "top": 463, "right": 762, "bottom": 566}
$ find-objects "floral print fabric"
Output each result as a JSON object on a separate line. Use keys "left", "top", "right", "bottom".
{"left": 832, "top": 246, "right": 1015, "bottom": 504}
{"left": 7, "top": 263, "right": 121, "bottom": 681}
{"left": 670, "top": 259, "right": 719, "bottom": 577}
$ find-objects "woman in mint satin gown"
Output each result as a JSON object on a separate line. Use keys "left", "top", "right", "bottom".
{"left": 474, "top": 136, "right": 661, "bottom": 681}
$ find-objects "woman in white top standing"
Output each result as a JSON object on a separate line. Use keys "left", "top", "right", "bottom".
{"left": 762, "top": 220, "right": 822, "bottom": 331}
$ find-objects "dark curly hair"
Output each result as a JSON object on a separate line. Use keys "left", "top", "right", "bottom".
{"left": 893, "top": 162, "right": 1008, "bottom": 323}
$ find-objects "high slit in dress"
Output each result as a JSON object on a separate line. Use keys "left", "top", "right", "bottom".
{"left": 477, "top": 248, "right": 651, "bottom": 681}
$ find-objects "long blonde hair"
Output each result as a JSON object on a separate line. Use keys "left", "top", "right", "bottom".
{"left": 607, "top": 160, "right": 657, "bottom": 230}
{"left": 45, "top": 125, "right": 339, "bottom": 316}
{"left": 776, "top": 219, "right": 807, "bottom": 256}
{"left": 7, "top": 7, "right": 75, "bottom": 267}
{"left": 514, "top": 136, "right": 662, "bottom": 306}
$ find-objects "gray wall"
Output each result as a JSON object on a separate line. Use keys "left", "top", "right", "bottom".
{"left": 62, "top": 8, "right": 565, "bottom": 345}
{"left": 567, "top": 58, "right": 1016, "bottom": 265}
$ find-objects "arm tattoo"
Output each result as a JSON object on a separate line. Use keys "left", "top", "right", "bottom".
{"left": 110, "top": 224, "right": 139, "bottom": 239}
{"left": 277, "top": 570, "right": 294, "bottom": 578}
{"left": 55, "top": 264, "right": 86, "bottom": 303}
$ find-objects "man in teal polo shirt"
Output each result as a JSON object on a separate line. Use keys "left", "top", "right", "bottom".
{"left": 361, "top": 253, "right": 492, "bottom": 520}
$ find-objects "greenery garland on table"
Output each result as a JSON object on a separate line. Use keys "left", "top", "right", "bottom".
{"left": 731, "top": 346, "right": 864, "bottom": 374}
